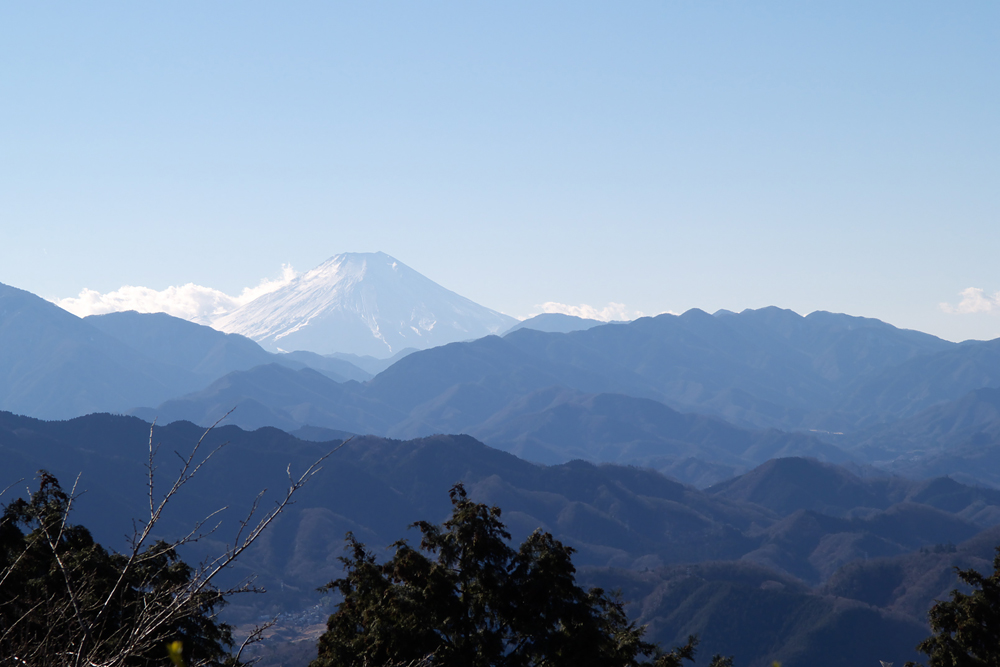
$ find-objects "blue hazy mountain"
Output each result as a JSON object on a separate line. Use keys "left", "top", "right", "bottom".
{"left": 841, "top": 338, "right": 1000, "bottom": 422}
{"left": 341, "top": 307, "right": 958, "bottom": 436}
{"left": 708, "top": 456, "right": 1000, "bottom": 522}
{"left": 132, "top": 364, "right": 397, "bottom": 435}
{"left": 502, "top": 312, "right": 606, "bottom": 335}
{"left": 820, "top": 524, "right": 1000, "bottom": 622}
{"left": 0, "top": 286, "right": 373, "bottom": 419}
{"left": 87, "top": 311, "right": 372, "bottom": 382}
{"left": 10, "top": 275, "right": 1000, "bottom": 486}
{"left": 85, "top": 311, "right": 276, "bottom": 379}
{"left": 839, "top": 387, "right": 1000, "bottom": 487}
{"left": 3, "top": 412, "right": 993, "bottom": 590}
{"left": 591, "top": 561, "right": 927, "bottom": 667}
{"left": 3, "top": 273, "right": 971, "bottom": 432}
{"left": 0, "top": 283, "right": 195, "bottom": 418}
{"left": 497, "top": 307, "right": 953, "bottom": 430}
{"left": 327, "top": 347, "right": 418, "bottom": 375}
{"left": 468, "top": 386, "right": 850, "bottom": 472}
{"left": 134, "top": 306, "right": 999, "bottom": 481}
{"left": 2, "top": 411, "right": 995, "bottom": 667}
{"left": 111, "top": 304, "right": 1000, "bottom": 449}
{"left": 133, "top": 360, "right": 847, "bottom": 485}
{"left": 850, "top": 387, "right": 1000, "bottom": 454}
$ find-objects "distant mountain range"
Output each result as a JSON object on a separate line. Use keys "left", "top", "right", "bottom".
{"left": 10, "top": 260, "right": 1000, "bottom": 666}
{"left": 0, "top": 282, "right": 371, "bottom": 419}
{"left": 127, "top": 305, "right": 1000, "bottom": 484}
{"left": 87, "top": 310, "right": 372, "bottom": 383}
{"left": 501, "top": 312, "right": 605, "bottom": 335}
{"left": 0, "top": 283, "right": 193, "bottom": 419}
{"left": 130, "top": 364, "right": 843, "bottom": 485}
{"left": 212, "top": 252, "right": 517, "bottom": 357}
{"left": 4, "top": 411, "right": 999, "bottom": 667}
{"left": 9, "top": 272, "right": 1000, "bottom": 484}
{"left": 842, "top": 386, "right": 1000, "bottom": 486}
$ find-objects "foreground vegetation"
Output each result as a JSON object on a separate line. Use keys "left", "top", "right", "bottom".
{"left": 0, "top": 420, "right": 331, "bottom": 667}
{"left": 0, "top": 473, "right": 234, "bottom": 666}
{"left": 312, "top": 483, "right": 723, "bottom": 667}
{"left": 3, "top": 468, "right": 1000, "bottom": 666}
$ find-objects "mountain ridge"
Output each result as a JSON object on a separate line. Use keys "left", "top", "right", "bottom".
{"left": 2, "top": 412, "right": 996, "bottom": 667}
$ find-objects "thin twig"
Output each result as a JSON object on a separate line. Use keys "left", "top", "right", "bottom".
{"left": 232, "top": 617, "right": 277, "bottom": 666}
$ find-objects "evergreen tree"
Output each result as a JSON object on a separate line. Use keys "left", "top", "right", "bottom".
{"left": 0, "top": 472, "right": 233, "bottom": 667}
{"left": 312, "top": 484, "right": 711, "bottom": 667}
{"left": 0, "top": 422, "right": 333, "bottom": 666}
{"left": 909, "top": 546, "right": 1000, "bottom": 667}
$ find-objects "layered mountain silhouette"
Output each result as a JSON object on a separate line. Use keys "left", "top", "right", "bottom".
{"left": 820, "top": 524, "right": 1000, "bottom": 620}
{"left": 131, "top": 361, "right": 844, "bottom": 485}
{"left": 212, "top": 252, "right": 516, "bottom": 356}
{"left": 0, "top": 283, "right": 190, "bottom": 418}
{"left": 132, "top": 364, "right": 394, "bottom": 435}
{"left": 326, "top": 348, "right": 418, "bottom": 375}
{"left": 2, "top": 411, "right": 996, "bottom": 667}
{"left": 705, "top": 456, "right": 1000, "bottom": 518}
{"left": 497, "top": 307, "right": 953, "bottom": 429}
{"left": 501, "top": 312, "right": 605, "bottom": 335}
{"left": 592, "top": 562, "right": 928, "bottom": 667}
{"left": 851, "top": 386, "right": 1000, "bottom": 452}
{"left": 87, "top": 311, "right": 371, "bottom": 382}
{"left": 116, "top": 303, "right": 1000, "bottom": 483}
{"left": 842, "top": 386, "right": 1000, "bottom": 486}
{"left": 8, "top": 274, "right": 1000, "bottom": 484}
{"left": 0, "top": 284, "right": 370, "bottom": 418}
{"left": 11, "top": 260, "right": 1000, "bottom": 666}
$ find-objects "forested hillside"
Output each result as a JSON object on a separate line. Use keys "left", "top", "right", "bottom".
{"left": 5, "top": 283, "right": 1000, "bottom": 664}
{"left": 1, "top": 411, "right": 996, "bottom": 666}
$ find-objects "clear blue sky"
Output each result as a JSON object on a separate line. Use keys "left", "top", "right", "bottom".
{"left": 2, "top": 2, "right": 998, "bottom": 341}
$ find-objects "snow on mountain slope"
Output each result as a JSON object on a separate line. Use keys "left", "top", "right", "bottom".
{"left": 212, "top": 252, "right": 517, "bottom": 357}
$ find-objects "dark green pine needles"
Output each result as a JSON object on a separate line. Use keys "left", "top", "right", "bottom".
{"left": 910, "top": 547, "right": 1000, "bottom": 667}
{"left": 312, "top": 483, "right": 723, "bottom": 667}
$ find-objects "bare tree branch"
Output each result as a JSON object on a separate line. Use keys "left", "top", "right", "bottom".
{"left": 0, "top": 413, "right": 350, "bottom": 667}
{"left": 231, "top": 617, "right": 277, "bottom": 667}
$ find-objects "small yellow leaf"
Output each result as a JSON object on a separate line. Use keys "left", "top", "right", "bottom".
{"left": 167, "top": 640, "right": 185, "bottom": 667}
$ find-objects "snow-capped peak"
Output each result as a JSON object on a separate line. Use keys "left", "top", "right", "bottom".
{"left": 212, "top": 252, "right": 516, "bottom": 357}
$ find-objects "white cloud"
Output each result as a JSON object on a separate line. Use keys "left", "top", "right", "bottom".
{"left": 940, "top": 287, "right": 1000, "bottom": 315}
{"left": 529, "top": 302, "right": 652, "bottom": 322}
{"left": 54, "top": 264, "right": 298, "bottom": 324}
{"left": 235, "top": 264, "right": 298, "bottom": 303}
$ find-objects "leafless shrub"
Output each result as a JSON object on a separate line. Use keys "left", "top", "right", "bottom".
{"left": 0, "top": 414, "right": 346, "bottom": 667}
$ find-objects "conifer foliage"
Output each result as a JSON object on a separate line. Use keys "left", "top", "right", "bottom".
{"left": 312, "top": 484, "right": 705, "bottom": 667}
{"left": 0, "top": 422, "right": 333, "bottom": 666}
{"left": 0, "top": 472, "right": 233, "bottom": 667}
{"left": 910, "top": 547, "right": 1000, "bottom": 667}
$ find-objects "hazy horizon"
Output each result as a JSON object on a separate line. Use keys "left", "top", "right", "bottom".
{"left": 32, "top": 251, "right": 987, "bottom": 344}
{"left": 3, "top": 3, "right": 998, "bottom": 342}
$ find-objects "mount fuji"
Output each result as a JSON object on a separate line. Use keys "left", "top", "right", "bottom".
{"left": 212, "top": 252, "right": 517, "bottom": 357}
